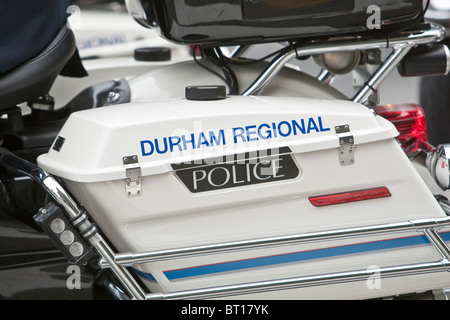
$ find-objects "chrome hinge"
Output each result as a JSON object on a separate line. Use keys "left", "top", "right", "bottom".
{"left": 335, "top": 125, "right": 355, "bottom": 165}
{"left": 123, "top": 155, "right": 142, "bottom": 197}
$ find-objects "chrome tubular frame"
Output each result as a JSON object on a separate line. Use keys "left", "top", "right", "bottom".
{"left": 96, "top": 215, "right": 450, "bottom": 300}
{"left": 100, "top": 217, "right": 450, "bottom": 268}
{"left": 41, "top": 176, "right": 147, "bottom": 301}
{"left": 242, "top": 21, "right": 446, "bottom": 104}
{"left": 144, "top": 261, "right": 450, "bottom": 300}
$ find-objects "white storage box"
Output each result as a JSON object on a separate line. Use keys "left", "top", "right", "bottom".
{"left": 38, "top": 96, "right": 450, "bottom": 298}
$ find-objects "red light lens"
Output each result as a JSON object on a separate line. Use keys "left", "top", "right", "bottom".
{"left": 372, "top": 104, "right": 431, "bottom": 154}
{"left": 309, "top": 187, "right": 391, "bottom": 207}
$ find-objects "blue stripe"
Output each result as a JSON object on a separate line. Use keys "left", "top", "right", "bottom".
{"left": 164, "top": 231, "right": 450, "bottom": 281}
{"left": 134, "top": 231, "right": 450, "bottom": 282}
{"left": 133, "top": 268, "right": 156, "bottom": 282}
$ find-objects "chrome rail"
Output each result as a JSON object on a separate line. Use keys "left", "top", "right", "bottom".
{"left": 95, "top": 215, "right": 450, "bottom": 300}
{"left": 41, "top": 176, "right": 147, "bottom": 300}
{"left": 242, "top": 21, "right": 446, "bottom": 103}
{"left": 100, "top": 216, "right": 450, "bottom": 268}
{"left": 144, "top": 260, "right": 450, "bottom": 300}
{"left": 424, "top": 228, "right": 450, "bottom": 260}
{"left": 351, "top": 45, "right": 411, "bottom": 104}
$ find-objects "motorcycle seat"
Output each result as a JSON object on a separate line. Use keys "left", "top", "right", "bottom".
{"left": 0, "top": 25, "right": 76, "bottom": 111}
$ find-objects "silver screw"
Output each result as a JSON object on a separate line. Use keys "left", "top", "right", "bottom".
{"left": 107, "top": 92, "right": 120, "bottom": 103}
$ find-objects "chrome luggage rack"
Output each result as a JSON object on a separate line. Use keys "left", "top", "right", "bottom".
{"left": 2, "top": 22, "right": 448, "bottom": 300}
{"left": 243, "top": 21, "right": 446, "bottom": 104}
{"left": 99, "top": 216, "right": 450, "bottom": 300}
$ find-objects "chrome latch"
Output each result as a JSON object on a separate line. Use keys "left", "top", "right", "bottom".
{"left": 335, "top": 125, "right": 355, "bottom": 165}
{"left": 123, "top": 155, "right": 142, "bottom": 197}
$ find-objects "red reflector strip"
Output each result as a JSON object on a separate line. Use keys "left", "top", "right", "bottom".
{"left": 309, "top": 187, "right": 391, "bottom": 207}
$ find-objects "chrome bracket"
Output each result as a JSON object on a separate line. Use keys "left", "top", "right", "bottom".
{"left": 335, "top": 125, "right": 355, "bottom": 165}
{"left": 123, "top": 155, "right": 142, "bottom": 197}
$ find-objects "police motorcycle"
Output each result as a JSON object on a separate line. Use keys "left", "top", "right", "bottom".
{"left": 3, "top": 0, "right": 450, "bottom": 301}
{"left": 51, "top": 0, "right": 192, "bottom": 110}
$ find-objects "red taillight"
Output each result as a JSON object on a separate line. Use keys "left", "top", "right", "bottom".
{"left": 309, "top": 187, "right": 391, "bottom": 207}
{"left": 372, "top": 104, "right": 432, "bottom": 155}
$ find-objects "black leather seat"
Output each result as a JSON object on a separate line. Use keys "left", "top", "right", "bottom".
{"left": 0, "top": 25, "right": 76, "bottom": 110}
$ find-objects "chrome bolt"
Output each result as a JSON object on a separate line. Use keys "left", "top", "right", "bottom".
{"left": 107, "top": 92, "right": 120, "bottom": 103}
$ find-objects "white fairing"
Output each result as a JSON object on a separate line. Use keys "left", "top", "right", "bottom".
{"left": 37, "top": 93, "right": 450, "bottom": 299}
{"left": 127, "top": 60, "right": 348, "bottom": 101}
